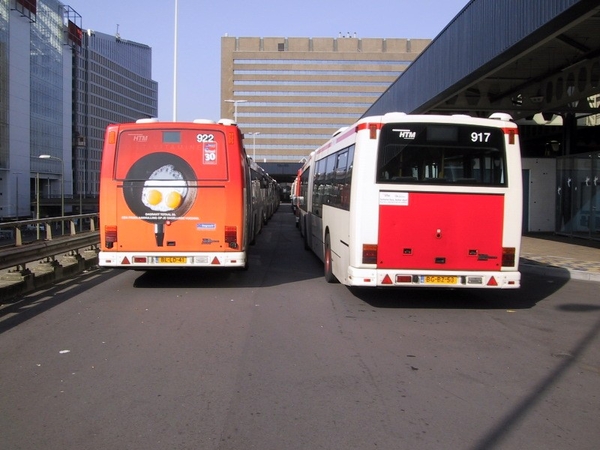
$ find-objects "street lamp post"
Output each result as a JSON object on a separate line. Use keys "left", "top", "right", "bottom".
{"left": 224, "top": 99, "right": 247, "bottom": 123}
{"left": 248, "top": 132, "right": 260, "bottom": 160}
{"left": 39, "top": 154, "right": 64, "bottom": 234}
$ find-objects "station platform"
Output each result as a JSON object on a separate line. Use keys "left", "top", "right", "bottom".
{"left": 520, "top": 233, "right": 600, "bottom": 282}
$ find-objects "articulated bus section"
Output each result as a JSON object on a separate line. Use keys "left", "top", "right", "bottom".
{"left": 99, "top": 118, "right": 278, "bottom": 270}
{"left": 296, "top": 112, "right": 522, "bottom": 289}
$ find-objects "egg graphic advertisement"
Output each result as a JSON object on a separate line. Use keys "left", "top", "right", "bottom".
{"left": 140, "top": 164, "right": 188, "bottom": 212}
{"left": 122, "top": 152, "right": 198, "bottom": 234}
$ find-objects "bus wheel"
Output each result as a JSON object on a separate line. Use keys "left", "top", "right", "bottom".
{"left": 324, "top": 233, "right": 338, "bottom": 283}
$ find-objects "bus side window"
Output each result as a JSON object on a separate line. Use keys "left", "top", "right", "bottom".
{"left": 323, "top": 154, "right": 336, "bottom": 205}
{"left": 342, "top": 146, "right": 354, "bottom": 210}
{"left": 312, "top": 159, "right": 325, "bottom": 217}
{"left": 333, "top": 150, "right": 348, "bottom": 208}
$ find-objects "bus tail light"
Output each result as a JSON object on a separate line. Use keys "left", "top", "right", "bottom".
{"left": 369, "top": 124, "right": 378, "bottom": 139}
{"left": 362, "top": 244, "right": 377, "bottom": 264}
{"left": 501, "top": 247, "right": 516, "bottom": 267}
{"left": 503, "top": 127, "right": 518, "bottom": 145}
{"left": 225, "top": 226, "right": 238, "bottom": 248}
{"left": 396, "top": 275, "right": 413, "bottom": 283}
{"left": 104, "top": 225, "right": 117, "bottom": 249}
{"left": 356, "top": 122, "right": 382, "bottom": 138}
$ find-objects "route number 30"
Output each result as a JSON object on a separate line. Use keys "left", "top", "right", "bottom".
{"left": 203, "top": 141, "right": 218, "bottom": 165}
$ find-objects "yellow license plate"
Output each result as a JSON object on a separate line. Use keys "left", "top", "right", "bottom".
{"left": 424, "top": 276, "right": 458, "bottom": 285}
{"left": 158, "top": 257, "right": 187, "bottom": 264}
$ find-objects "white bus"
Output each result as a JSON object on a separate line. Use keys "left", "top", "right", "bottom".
{"left": 296, "top": 112, "right": 522, "bottom": 288}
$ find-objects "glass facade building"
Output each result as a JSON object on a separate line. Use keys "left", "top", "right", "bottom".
{"left": 29, "top": 0, "right": 70, "bottom": 208}
{"left": 0, "top": 1, "right": 8, "bottom": 171}
{"left": 0, "top": 0, "right": 157, "bottom": 220}
{"left": 221, "top": 36, "right": 431, "bottom": 163}
{"left": 1, "top": 0, "right": 69, "bottom": 220}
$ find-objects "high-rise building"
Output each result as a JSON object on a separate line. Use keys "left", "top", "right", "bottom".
{"left": 0, "top": 2, "right": 10, "bottom": 195}
{"left": 1, "top": 0, "right": 71, "bottom": 220}
{"left": 73, "top": 28, "right": 158, "bottom": 208}
{"left": 221, "top": 36, "right": 431, "bottom": 163}
{"left": 0, "top": 0, "right": 157, "bottom": 220}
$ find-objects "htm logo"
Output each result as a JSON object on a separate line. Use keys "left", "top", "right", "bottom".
{"left": 393, "top": 128, "right": 416, "bottom": 139}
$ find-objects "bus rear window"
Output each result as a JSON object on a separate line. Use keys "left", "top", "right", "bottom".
{"left": 114, "top": 129, "right": 228, "bottom": 181}
{"left": 376, "top": 123, "right": 507, "bottom": 187}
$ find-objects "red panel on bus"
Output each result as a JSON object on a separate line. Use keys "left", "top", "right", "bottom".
{"left": 377, "top": 192, "right": 504, "bottom": 270}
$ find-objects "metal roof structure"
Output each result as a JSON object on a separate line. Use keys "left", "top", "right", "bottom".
{"left": 363, "top": 0, "right": 600, "bottom": 122}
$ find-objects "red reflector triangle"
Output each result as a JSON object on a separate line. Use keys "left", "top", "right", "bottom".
{"left": 211, "top": 257, "right": 220, "bottom": 265}
{"left": 121, "top": 257, "right": 130, "bottom": 265}
{"left": 487, "top": 276, "right": 498, "bottom": 286}
{"left": 382, "top": 274, "right": 393, "bottom": 285}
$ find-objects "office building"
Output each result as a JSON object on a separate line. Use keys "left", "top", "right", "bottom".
{"left": 221, "top": 36, "right": 431, "bottom": 163}
{"left": 1, "top": 0, "right": 71, "bottom": 220}
{"left": 74, "top": 29, "right": 157, "bottom": 209}
{"left": 0, "top": 0, "right": 157, "bottom": 220}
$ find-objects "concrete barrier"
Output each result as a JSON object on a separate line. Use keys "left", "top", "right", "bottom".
{"left": 0, "top": 249, "right": 99, "bottom": 304}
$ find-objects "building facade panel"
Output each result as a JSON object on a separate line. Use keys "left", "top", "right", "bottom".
{"left": 0, "top": 0, "right": 8, "bottom": 170}
{"left": 221, "top": 36, "right": 430, "bottom": 162}
{"left": 74, "top": 30, "right": 158, "bottom": 206}
{"left": 1, "top": 0, "right": 157, "bottom": 221}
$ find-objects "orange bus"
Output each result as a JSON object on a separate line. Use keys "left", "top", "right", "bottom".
{"left": 99, "top": 118, "right": 254, "bottom": 269}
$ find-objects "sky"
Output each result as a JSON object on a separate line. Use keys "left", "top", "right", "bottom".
{"left": 67, "top": 0, "right": 470, "bottom": 122}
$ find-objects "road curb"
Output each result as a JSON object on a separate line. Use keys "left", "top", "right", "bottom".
{"left": 520, "top": 262, "right": 600, "bottom": 283}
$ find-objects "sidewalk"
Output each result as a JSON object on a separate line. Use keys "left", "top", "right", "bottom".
{"left": 520, "top": 233, "right": 600, "bottom": 282}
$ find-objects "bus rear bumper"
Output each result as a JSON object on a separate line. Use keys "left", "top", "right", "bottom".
{"left": 98, "top": 251, "right": 247, "bottom": 268}
{"left": 347, "top": 267, "right": 521, "bottom": 289}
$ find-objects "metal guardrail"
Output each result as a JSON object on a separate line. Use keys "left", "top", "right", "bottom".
{"left": 0, "top": 214, "right": 100, "bottom": 271}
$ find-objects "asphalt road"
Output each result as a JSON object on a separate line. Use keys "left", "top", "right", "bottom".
{"left": 1, "top": 208, "right": 599, "bottom": 450}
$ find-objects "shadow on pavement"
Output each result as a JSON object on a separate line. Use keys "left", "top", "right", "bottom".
{"left": 348, "top": 271, "right": 570, "bottom": 310}
{"left": 0, "top": 268, "right": 120, "bottom": 335}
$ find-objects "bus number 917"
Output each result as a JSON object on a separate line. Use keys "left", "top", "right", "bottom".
{"left": 471, "top": 132, "right": 491, "bottom": 142}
